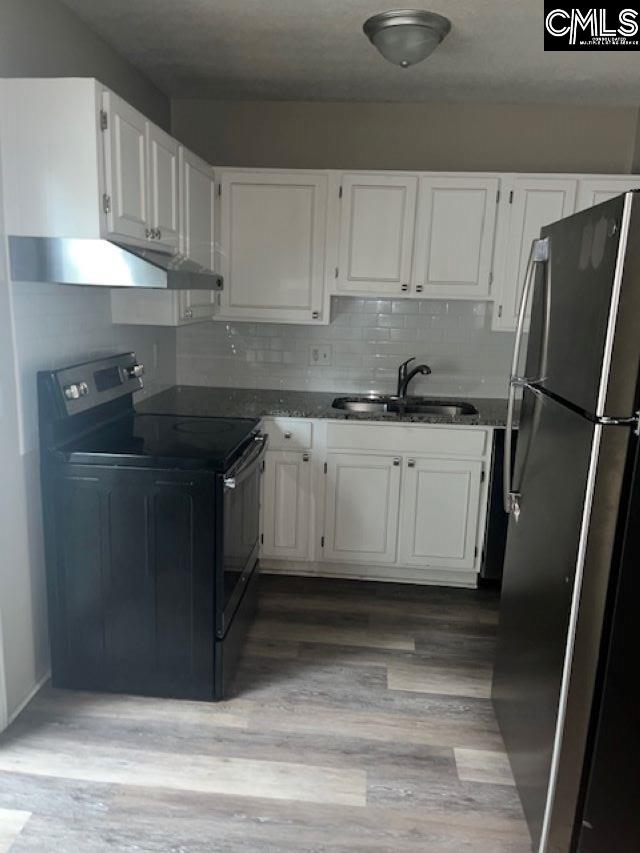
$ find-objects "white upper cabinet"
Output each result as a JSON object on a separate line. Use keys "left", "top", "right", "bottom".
{"left": 103, "top": 93, "right": 180, "bottom": 254}
{"left": 218, "top": 171, "right": 329, "bottom": 324}
{"left": 323, "top": 452, "right": 401, "bottom": 565}
{"left": 413, "top": 175, "right": 499, "bottom": 298}
{"left": 336, "top": 173, "right": 418, "bottom": 296}
{"left": 181, "top": 147, "right": 215, "bottom": 270}
{"left": 147, "top": 122, "right": 180, "bottom": 252}
{"left": 102, "top": 91, "right": 148, "bottom": 245}
{"left": 398, "top": 457, "right": 482, "bottom": 570}
{"left": 111, "top": 145, "right": 218, "bottom": 326}
{"left": 492, "top": 176, "right": 577, "bottom": 331}
{"left": 576, "top": 177, "right": 640, "bottom": 211}
{"left": 177, "top": 147, "right": 217, "bottom": 321}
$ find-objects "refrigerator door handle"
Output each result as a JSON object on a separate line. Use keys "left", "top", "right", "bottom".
{"left": 503, "top": 237, "right": 550, "bottom": 516}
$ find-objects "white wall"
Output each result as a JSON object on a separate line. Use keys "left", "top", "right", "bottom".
{"left": 0, "top": 163, "right": 177, "bottom": 727}
{"left": 0, "top": 0, "right": 175, "bottom": 728}
{"left": 0, "top": 0, "right": 169, "bottom": 129}
{"left": 177, "top": 297, "right": 513, "bottom": 399}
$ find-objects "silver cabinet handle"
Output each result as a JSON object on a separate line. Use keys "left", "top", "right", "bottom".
{"left": 407, "top": 458, "right": 416, "bottom": 468}
{"left": 284, "top": 431, "right": 292, "bottom": 439}
{"left": 415, "top": 285, "right": 423, "bottom": 293}
{"left": 312, "top": 311, "right": 320, "bottom": 320}
{"left": 156, "top": 228, "right": 162, "bottom": 240}
{"left": 223, "top": 477, "right": 236, "bottom": 490}
{"left": 393, "top": 457, "right": 401, "bottom": 466}
{"left": 503, "top": 236, "right": 549, "bottom": 517}
{"left": 401, "top": 283, "right": 409, "bottom": 292}
{"left": 145, "top": 227, "right": 151, "bottom": 238}
{"left": 183, "top": 307, "right": 193, "bottom": 319}
{"left": 302, "top": 453, "right": 310, "bottom": 462}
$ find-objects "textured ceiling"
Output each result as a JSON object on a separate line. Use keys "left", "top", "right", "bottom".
{"left": 60, "top": 0, "right": 640, "bottom": 103}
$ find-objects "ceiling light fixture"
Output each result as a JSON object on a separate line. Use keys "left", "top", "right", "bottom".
{"left": 363, "top": 9, "right": 451, "bottom": 68}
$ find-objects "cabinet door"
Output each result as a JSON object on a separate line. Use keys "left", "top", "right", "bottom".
{"left": 147, "top": 122, "right": 180, "bottom": 253}
{"left": 103, "top": 91, "right": 148, "bottom": 243}
{"left": 414, "top": 176, "right": 499, "bottom": 298}
{"left": 219, "top": 171, "right": 328, "bottom": 323}
{"left": 180, "top": 147, "right": 215, "bottom": 269}
{"left": 576, "top": 177, "right": 640, "bottom": 212}
{"left": 399, "top": 457, "right": 482, "bottom": 570}
{"left": 178, "top": 147, "right": 217, "bottom": 321}
{"left": 493, "top": 177, "right": 577, "bottom": 331}
{"left": 323, "top": 453, "right": 401, "bottom": 565}
{"left": 261, "top": 451, "right": 313, "bottom": 561}
{"left": 337, "top": 173, "right": 418, "bottom": 296}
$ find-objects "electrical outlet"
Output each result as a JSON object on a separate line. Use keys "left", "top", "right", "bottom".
{"left": 309, "top": 345, "right": 332, "bottom": 366}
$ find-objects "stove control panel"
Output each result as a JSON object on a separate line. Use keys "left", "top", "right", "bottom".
{"left": 51, "top": 352, "right": 144, "bottom": 416}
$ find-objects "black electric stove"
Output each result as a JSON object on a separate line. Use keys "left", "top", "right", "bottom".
{"left": 59, "top": 413, "right": 260, "bottom": 471}
{"left": 39, "top": 352, "right": 267, "bottom": 701}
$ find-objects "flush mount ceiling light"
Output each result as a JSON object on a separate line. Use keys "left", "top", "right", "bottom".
{"left": 363, "top": 9, "right": 451, "bottom": 68}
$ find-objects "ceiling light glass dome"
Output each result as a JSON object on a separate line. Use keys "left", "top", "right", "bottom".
{"left": 363, "top": 9, "right": 451, "bottom": 68}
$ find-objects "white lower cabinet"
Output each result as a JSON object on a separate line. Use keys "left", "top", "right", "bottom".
{"left": 261, "top": 451, "right": 313, "bottom": 561}
{"left": 259, "top": 419, "right": 491, "bottom": 588}
{"left": 398, "top": 457, "right": 482, "bottom": 570}
{"left": 323, "top": 452, "right": 401, "bottom": 564}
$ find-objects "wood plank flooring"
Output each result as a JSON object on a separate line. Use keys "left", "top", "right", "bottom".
{"left": 0, "top": 574, "right": 531, "bottom": 852}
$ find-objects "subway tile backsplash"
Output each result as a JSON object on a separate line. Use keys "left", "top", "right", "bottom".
{"left": 177, "top": 297, "right": 514, "bottom": 399}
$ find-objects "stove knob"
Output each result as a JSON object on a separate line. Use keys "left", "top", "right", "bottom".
{"left": 127, "top": 363, "right": 144, "bottom": 379}
{"left": 78, "top": 382, "right": 89, "bottom": 397}
{"left": 63, "top": 384, "right": 80, "bottom": 400}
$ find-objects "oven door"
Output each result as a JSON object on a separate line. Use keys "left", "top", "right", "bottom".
{"left": 217, "top": 432, "right": 267, "bottom": 637}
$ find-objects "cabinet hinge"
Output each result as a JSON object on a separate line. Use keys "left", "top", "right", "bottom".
{"left": 498, "top": 304, "right": 503, "bottom": 318}
{"left": 323, "top": 462, "right": 328, "bottom": 474}
{"left": 488, "top": 271, "right": 493, "bottom": 287}
{"left": 508, "top": 190, "right": 514, "bottom": 204}
{"left": 260, "top": 533, "right": 264, "bottom": 544}
{"left": 321, "top": 536, "right": 325, "bottom": 547}
{"left": 334, "top": 267, "right": 339, "bottom": 279}
{"left": 217, "top": 184, "right": 222, "bottom": 197}
{"left": 102, "top": 193, "right": 111, "bottom": 214}
{"left": 475, "top": 546, "right": 478, "bottom": 558}
{"left": 481, "top": 469, "right": 486, "bottom": 483}
{"left": 99, "top": 109, "right": 108, "bottom": 131}
{"left": 338, "top": 186, "right": 343, "bottom": 199}
{"left": 261, "top": 459, "right": 265, "bottom": 473}
{"left": 496, "top": 189, "right": 500, "bottom": 203}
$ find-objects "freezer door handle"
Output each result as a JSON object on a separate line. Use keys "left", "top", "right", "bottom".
{"left": 503, "top": 237, "right": 550, "bottom": 516}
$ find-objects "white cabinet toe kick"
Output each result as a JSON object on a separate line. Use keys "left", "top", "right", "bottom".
{"left": 259, "top": 417, "right": 493, "bottom": 588}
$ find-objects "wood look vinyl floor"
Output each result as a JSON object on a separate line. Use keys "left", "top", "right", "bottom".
{"left": 0, "top": 575, "right": 532, "bottom": 852}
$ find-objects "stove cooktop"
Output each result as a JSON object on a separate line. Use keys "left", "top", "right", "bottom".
{"left": 58, "top": 414, "right": 260, "bottom": 471}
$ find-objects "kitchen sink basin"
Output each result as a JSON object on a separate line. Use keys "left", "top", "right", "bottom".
{"left": 331, "top": 396, "right": 478, "bottom": 417}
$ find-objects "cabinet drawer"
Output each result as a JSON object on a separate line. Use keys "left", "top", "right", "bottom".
{"left": 264, "top": 418, "right": 313, "bottom": 451}
{"left": 326, "top": 422, "right": 487, "bottom": 457}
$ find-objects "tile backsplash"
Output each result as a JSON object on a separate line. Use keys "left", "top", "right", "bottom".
{"left": 177, "top": 297, "right": 514, "bottom": 398}
{"left": 10, "top": 282, "right": 176, "bottom": 453}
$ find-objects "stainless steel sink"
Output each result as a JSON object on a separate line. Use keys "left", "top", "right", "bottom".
{"left": 331, "top": 395, "right": 397, "bottom": 414}
{"left": 331, "top": 396, "right": 478, "bottom": 417}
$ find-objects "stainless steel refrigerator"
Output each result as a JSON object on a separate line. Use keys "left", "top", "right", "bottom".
{"left": 493, "top": 192, "right": 640, "bottom": 853}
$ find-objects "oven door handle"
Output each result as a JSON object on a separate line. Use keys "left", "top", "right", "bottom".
{"left": 223, "top": 432, "right": 268, "bottom": 490}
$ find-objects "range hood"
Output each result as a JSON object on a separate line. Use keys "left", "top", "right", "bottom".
{"left": 8, "top": 236, "right": 223, "bottom": 290}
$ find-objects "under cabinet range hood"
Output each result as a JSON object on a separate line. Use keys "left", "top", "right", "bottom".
{"left": 8, "top": 236, "right": 224, "bottom": 290}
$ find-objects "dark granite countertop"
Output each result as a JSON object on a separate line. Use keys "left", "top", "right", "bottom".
{"left": 138, "top": 386, "right": 518, "bottom": 427}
